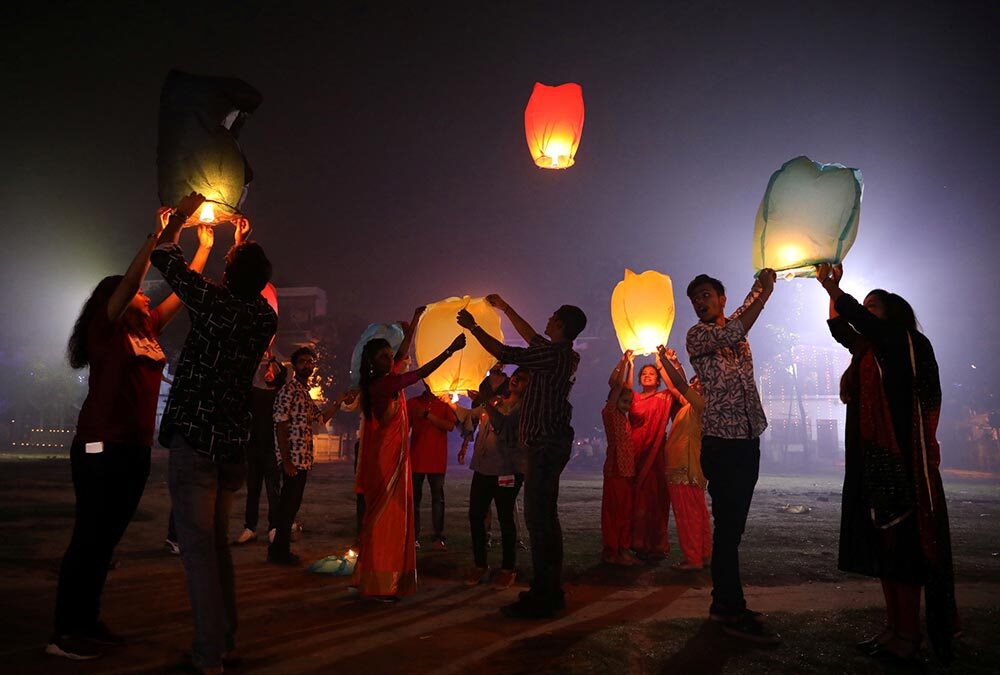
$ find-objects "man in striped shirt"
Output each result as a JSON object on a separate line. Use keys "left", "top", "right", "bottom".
{"left": 458, "top": 295, "right": 586, "bottom": 618}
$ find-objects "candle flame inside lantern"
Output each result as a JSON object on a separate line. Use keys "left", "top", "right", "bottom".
{"left": 198, "top": 203, "right": 215, "bottom": 223}
{"left": 346, "top": 549, "right": 357, "bottom": 559}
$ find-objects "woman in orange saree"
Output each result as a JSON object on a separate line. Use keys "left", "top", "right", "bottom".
{"left": 353, "top": 312, "right": 465, "bottom": 600}
{"left": 629, "top": 363, "right": 674, "bottom": 559}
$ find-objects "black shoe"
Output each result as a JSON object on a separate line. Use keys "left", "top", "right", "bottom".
{"left": 45, "top": 634, "right": 103, "bottom": 660}
{"left": 518, "top": 588, "right": 566, "bottom": 610}
{"left": 266, "top": 551, "right": 301, "bottom": 566}
{"left": 500, "top": 600, "right": 554, "bottom": 619}
{"left": 720, "top": 614, "right": 781, "bottom": 646}
{"left": 78, "top": 621, "right": 126, "bottom": 646}
{"left": 710, "top": 606, "right": 762, "bottom": 623}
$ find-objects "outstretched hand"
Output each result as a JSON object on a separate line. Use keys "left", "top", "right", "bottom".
{"left": 448, "top": 334, "right": 467, "bottom": 353}
{"left": 456, "top": 309, "right": 477, "bottom": 330}
{"left": 157, "top": 207, "right": 174, "bottom": 231}
{"left": 815, "top": 263, "right": 843, "bottom": 292}
{"left": 757, "top": 268, "right": 777, "bottom": 295}
{"left": 485, "top": 294, "right": 508, "bottom": 312}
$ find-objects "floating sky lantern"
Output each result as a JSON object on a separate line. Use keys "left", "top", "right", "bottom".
{"left": 415, "top": 296, "right": 503, "bottom": 396}
{"left": 524, "top": 82, "right": 585, "bottom": 169}
{"left": 752, "top": 156, "right": 863, "bottom": 279}
{"left": 611, "top": 269, "right": 675, "bottom": 355}
{"left": 157, "top": 69, "right": 262, "bottom": 224}
{"left": 349, "top": 323, "right": 406, "bottom": 386}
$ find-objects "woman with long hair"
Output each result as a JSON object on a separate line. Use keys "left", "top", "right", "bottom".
{"left": 629, "top": 362, "right": 674, "bottom": 559}
{"left": 818, "top": 263, "right": 957, "bottom": 664}
{"left": 352, "top": 306, "right": 465, "bottom": 600}
{"left": 48, "top": 194, "right": 214, "bottom": 661}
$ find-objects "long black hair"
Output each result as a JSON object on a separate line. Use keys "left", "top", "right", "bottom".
{"left": 68, "top": 275, "right": 123, "bottom": 369}
{"left": 866, "top": 288, "right": 920, "bottom": 333}
{"left": 359, "top": 338, "right": 391, "bottom": 420}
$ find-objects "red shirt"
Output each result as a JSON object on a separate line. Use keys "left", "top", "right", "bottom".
{"left": 74, "top": 307, "right": 166, "bottom": 446}
{"left": 407, "top": 396, "right": 455, "bottom": 474}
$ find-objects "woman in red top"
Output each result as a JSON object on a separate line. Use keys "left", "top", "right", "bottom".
{"left": 48, "top": 195, "right": 214, "bottom": 661}
{"left": 630, "top": 363, "right": 674, "bottom": 559}
{"left": 353, "top": 307, "right": 465, "bottom": 601}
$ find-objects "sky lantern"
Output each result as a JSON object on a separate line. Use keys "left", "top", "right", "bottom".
{"left": 611, "top": 269, "right": 675, "bottom": 355}
{"left": 753, "top": 156, "right": 863, "bottom": 279}
{"left": 524, "top": 82, "right": 584, "bottom": 169}
{"left": 349, "top": 323, "right": 405, "bottom": 386}
{"left": 157, "top": 69, "right": 262, "bottom": 225}
{"left": 415, "top": 297, "right": 504, "bottom": 396}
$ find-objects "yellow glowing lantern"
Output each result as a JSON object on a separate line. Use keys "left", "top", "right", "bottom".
{"left": 524, "top": 82, "right": 585, "bottom": 169}
{"left": 610, "top": 269, "right": 675, "bottom": 355}
{"left": 752, "top": 155, "right": 863, "bottom": 279}
{"left": 415, "top": 296, "right": 504, "bottom": 396}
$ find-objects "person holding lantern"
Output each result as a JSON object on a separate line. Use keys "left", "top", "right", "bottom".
{"left": 456, "top": 295, "right": 586, "bottom": 619}
{"left": 657, "top": 346, "right": 712, "bottom": 571}
{"left": 816, "top": 263, "right": 957, "bottom": 664}
{"left": 685, "top": 269, "right": 779, "bottom": 645}
{"left": 47, "top": 195, "right": 216, "bottom": 661}
{"left": 353, "top": 307, "right": 466, "bottom": 600}
{"left": 407, "top": 384, "right": 459, "bottom": 551}
{"left": 629, "top": 361, "right": 674, "bottom": 560}
{"left": 150, "top": 193, "right": 278, "bottom": 673}
{"left": 601, "top": 351, "right": 639, "bottom": 566}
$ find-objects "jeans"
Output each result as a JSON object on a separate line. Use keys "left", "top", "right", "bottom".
{"left": 469, "top": 472, "right": 524, "bottom": 570}
{"left": 412, "top": 472, "right": 445, "bottom": 540}
{"left": 244, "top": 442, "right": 279, "bottom": 532}
{"left": 169, "top": 446, "right": 246, "bottom": 669}
{"left": 269, "top": 468, "right": 309, "bottom": 556}
{"left": 522, "top": 433, "right": 572, "bottom": 607}
{"left": 700, "top": 435, "right": 760, "bottom": 615}
{"left": 53, "top": 441, "right": 150, "bottom": 634}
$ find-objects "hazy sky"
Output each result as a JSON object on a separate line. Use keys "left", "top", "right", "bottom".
{"left": 2, "top": 1, "right": 998, "bottom": 429}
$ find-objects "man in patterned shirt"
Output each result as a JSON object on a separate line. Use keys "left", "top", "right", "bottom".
{"left": 151, "top": 194, "right": 277, "bottom": 672}
{"left": 269, "top": 347, "right": 354, "bottom": 565}
{"left": 685, "top": 269, "right": 779, "bottom": 645}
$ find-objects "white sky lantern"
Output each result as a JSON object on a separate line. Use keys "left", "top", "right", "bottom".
{"left": 610, "top": 269, "right": 675, "bottom": 355}
{"left": 415, "top": 296, "right": 503, "bottom": 397}
{"left": 752, "top": 156, "right": 863, "bottom": 279}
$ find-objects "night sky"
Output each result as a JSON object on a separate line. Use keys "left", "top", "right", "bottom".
{"left": 2, "top": 1, "right": 998, "bottom": 435}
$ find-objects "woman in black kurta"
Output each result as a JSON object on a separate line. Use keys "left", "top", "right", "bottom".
{"left": 818, "top": 264, "right": 957, "bottom": 664}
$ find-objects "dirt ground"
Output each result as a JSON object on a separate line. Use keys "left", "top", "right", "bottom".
{"left": 1, "top": 453, "right": 998, "bottom": 674}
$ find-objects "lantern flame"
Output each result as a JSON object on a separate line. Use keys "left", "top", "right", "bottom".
{"left": 309, "top": 386, "right": 323, "bottom": 400}
{"left": 346, "top": 549, "right": 357, "bottom": 559}
{"left": 198, "top": 203, "right": 215, "bottom": 223}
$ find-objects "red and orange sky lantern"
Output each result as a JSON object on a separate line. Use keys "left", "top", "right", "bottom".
{"left": 524, "top": 82, "right": 585, "bottom": 169}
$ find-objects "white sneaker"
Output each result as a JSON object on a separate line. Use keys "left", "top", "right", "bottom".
{"left": 290, "top": 522, "right": 302, "bottom": 542}
{"left": 268, "top": 528, "right": 276, "bottom": 544}
{"left": 164, "top": 539, "right": 180, "bottom": 555}
{"left": 234, "top": 528, "right": 256, "bottom": 545}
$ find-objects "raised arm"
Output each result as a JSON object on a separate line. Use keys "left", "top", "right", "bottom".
{"left": 319, "top": 389, "right": 359, "bottom": 423}
{"left": 396, "top": 306, "right": 426, "bottom": 361}
{"left": 730, "top": 268, "right": 776, "bottom": 333}
{"left": 487, "top": 294, "right": 539, "bottom": 342}
{"left": 816, "top": 264, "right": 891, "bottom": 343}
{"left": 657, "top": 346, "right": 689, "bottom": 398}
{"left": 156, "top": 222, "right": 215, "bottom": 328}
{"left": 457, "top": 309, "right": 506, "bottom": 359}
{"left": 106, "top": 210, "right": 171, "bottom": 322}
{"left": 412, "top": 334, "right": 467, "bottom": 381}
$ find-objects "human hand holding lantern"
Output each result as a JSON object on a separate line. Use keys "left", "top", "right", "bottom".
{"left": 232, "top": 215, "right": 251, "bottom": 245}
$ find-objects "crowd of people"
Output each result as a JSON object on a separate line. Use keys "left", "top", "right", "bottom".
{"left": 46, "top": 193, "right": 958, "bottom": 671}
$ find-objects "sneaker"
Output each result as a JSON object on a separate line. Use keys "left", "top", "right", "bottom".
{"left": 266, "top": 551, "right": 301, "bottom": 566}
{"left": 518, "top": 588, "right": 565, "bottom": 611}
{"left": 268, "top": 528, "right": 276, "bottom": 544}
{"left": 493, "top": 569, "right": 516, "bottom": 589}
{"left": 45, "top": 634, "right": 102, "bottom": 660}
{"left": 290, "top": 521, "right": 302, "bottom": 542}
{"left": 721, "top": 614, "right": 781, "bottom": 646}
{"left": 415, "top": 539, "right": 421, "bottom": 550}
{"left": 79, "top": 621, "right": 125, "bottom": 646}
{"left": 165, "top": 539, "right": 180, "bottom": 555}
{"left": 234, "top": 528, "right": 256, "bottom": 545}
{"left": 709, "top": 605, "right": 762, "bottom": 623}
{"left": 432, "top": 538, "right": 447, "bottom": 552}
{"left": 517, "top": 539, "right": 528, "bottom": 551}
{"left": 465, "top": 566, "right": 489, "bottom": 586}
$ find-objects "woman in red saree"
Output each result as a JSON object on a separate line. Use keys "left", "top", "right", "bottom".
{"left": 601, "top": 350, "right": 639, "bottom": 565}
{"left": 630, "top": 363, "right": 674, "bottom": 558}
{"left": 353, "top": 309, "right": 465, "bottom": 601}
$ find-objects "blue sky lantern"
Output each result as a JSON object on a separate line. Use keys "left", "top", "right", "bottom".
{"left": 350, "top": 323, "right": 405, "bottom": 387}
{"left": 157, "top": 70, "right": 262, "bottom": 224}
{"left": 752, "top": 156, "right": 863, "bottom": 279}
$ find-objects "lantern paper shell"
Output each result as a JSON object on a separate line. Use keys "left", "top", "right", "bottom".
{"left": 611, "top": 269, "right": 675, "bottom": 355}
{"left": 752, "top": 156, "right": 863, "bottom": 279}
{"left": 524, "top": 82, "right": 585, "bottom": 169}
{"left": 157, "top": 69, "right": 262, "bottom": 224}
{"left": 350, "top": 323, "right": 405, "bottom": 387}
{"left": 260, "top": 282, "right": 279, "bottom": 316}
{"left": 415, "top": 297, "right": 504, "bottom": 396}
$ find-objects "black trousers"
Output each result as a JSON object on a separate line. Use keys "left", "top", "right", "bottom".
{"left": 244, "top": 441, "right": 279, "bottom": 532}
{"left": 268, "top": 469, "right": 309, "bottom": 556}
{"left": 412, "top": 472, "right": 445, "bottom": 540}
{"left": 700, "top": 435, "right": 760, "bottom": 615}
{"left": 469, "top": 472, "right": 524, "bottom": 570}
{"left": 54, "top": 440, "right": 151, "bottom": 634}
{"left": 522, "top": 433, "right": 572, "bottom": 607}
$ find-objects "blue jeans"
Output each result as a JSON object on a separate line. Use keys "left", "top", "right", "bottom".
{"left": 169, "top": 447, "right": 246, "bottom": 668}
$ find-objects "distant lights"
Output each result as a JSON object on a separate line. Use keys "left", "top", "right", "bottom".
{"left": 971, "top": 364, "right": 977, "bottom": 369}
